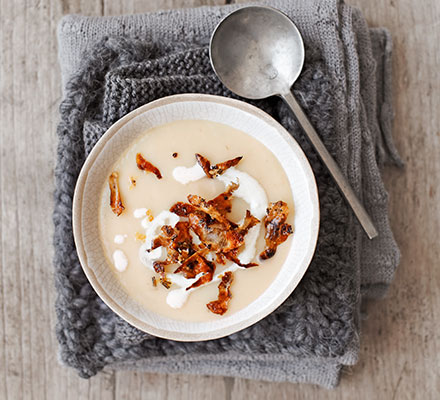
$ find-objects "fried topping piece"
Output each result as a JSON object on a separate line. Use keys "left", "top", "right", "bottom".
{"left": 187, "top": 211, "right": 243, "bottom": 254}
{"left": 187, "top": 194, "right": 236, "bottom": 228}
{"left": 152, "top": 276, "right": 157, "bottom": 287}
{"left": 238, "top": 210, "right": 260, "bottom": 236}
{"left": 152, "top": 261, "right": 170, "bottom": 288}
{"left": 195, "top": 153, "right": 211, "bottom": 177}
{"left": 213, "top": 156, "right": 243, "bottom": 177}
{"left": 259, "top": 201, "right": 293, "bottom": 260}
{"left": 109, "top": 172, "right": 125, "bottom": 216}
{"left": 149, "top": 222, "right": 203, "bottom": 288}
{"left": 173, "top": 249, "right": 207, "bottom": 277}
{"left": 174, "top": 250, "right": 215, "bottom": 290}
{"left": 170, "top": 190, "right": 260, "bottom": 262}
{"left": 152, "top": 221, "right": 199, "bottom": 265}
{"left": 206, "top": 272, "right": 234, "bottom": 315}
{"left": 169, "top": 202, "right": 197, "bottom": 217}
{"left": 171, "top": 183, "right": 237, "bottom": 220}
{"left": 136, "top": 153, "right": 162, "bottom": 179}
{"left": 135, "top": 232, "right": 146, "bottom": 242}
{"left": 215, "top": 252, "right": 227, "bottom": 265}
{"left": 146, "top": 209, "right": 154, "bottom": 222}
{"left": 160, "top": 277, "right": 172, "bottom": 289}
{"left": 195, "top": 153, "right": 243, "bottom": 179}
{"left": 207, "top": 182, "right": 238, "bottom": 216}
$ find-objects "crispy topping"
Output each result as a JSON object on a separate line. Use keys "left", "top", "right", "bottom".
{"left": 115, "top": 151, "right": 294, "bottom": 315}
{"left": 195, "top": 153, "right": 211, "bottom": 177}
{"left": 135, "top": 232, "right": 146, "bottom": 242}
{"left": 174, "top": 250, "right": 215, "bottom": 290}
{"left": 215, "top": 252, "right": 227, "bottom": 265}
{"left": 208, "top": 183, "right": 238, "bottom": 216}
{"left": 144, "top": 165, "right": 293, "bottom": 315}
{"left": 187, "top": 210, "right": 242, "bottom": 254}
{"left": 173, "top": 249, "right": 207, "bottom": 277}
{"left": 187, "top": 194, "right": 236, "bottom": 228}
{"left": 238, "top": 210, "right": 260, "bottom": 236}
{"left": 146, "top": 209, "right": 154, "bottom": 222}
{"left": 213, "top": 156, "right": 243, "bottom": 177}
{"left": 195, "top": 153, "right": 243, "bottom": 179}
{"left": 153, "top": 261, "right": 166, "bottom": 275}
{"left": 160, "top": 277, "right": 172, "bottom": 289}
{"left": 136, "top": 153, "right": 162, "bottom": 179}
{"left": 109, "top": 172, "right": 125, "bottom": 216}
{"left": 207, "top": 271, "right": 234, "bottom": 315}
{"left": 259, "top": 201, "right": 293, "bottom": 260}
{"left": 169, "top": 202, "right": 197, "bottom": 217}
{"left": 153, "top": 261, "right": 172, "bottom": 289}
{"left": 170, "top": 191, "right": 259, "bottom": 261}
{"left": 152, "top": 221, "right": 199, "bottom": 265}
{"left": 165, "top": 184, "right": 260, "bottom": 301}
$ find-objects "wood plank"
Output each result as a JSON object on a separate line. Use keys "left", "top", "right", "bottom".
{"left": 165, "top": 374, "right": 228, "bottom": 400}
{"left": 114, "top": 371, "right": 168, "bottom": 400}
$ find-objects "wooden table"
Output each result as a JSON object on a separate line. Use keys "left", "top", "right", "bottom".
{"left": 1, "top": 0, "right": 439, "bottom": 398}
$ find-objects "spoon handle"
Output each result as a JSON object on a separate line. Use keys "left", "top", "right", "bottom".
{"left": 281, "top": 90, "right": 378, "bottom": 239}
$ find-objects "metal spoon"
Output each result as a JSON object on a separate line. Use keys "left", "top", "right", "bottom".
{"left": 209, "top": 5, "right": 378, "bottom": 239}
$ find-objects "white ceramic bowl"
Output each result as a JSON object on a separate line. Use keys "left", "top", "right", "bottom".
{"left": 73, "top": 94, "right": 319, "bottom": 341}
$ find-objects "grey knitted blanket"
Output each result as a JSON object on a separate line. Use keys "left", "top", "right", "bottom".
{"left": 54, "top": 0, "right": 401, "bottom": 388}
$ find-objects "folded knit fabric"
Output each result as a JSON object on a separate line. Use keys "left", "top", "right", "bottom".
{"left": 54, "top": 0, "right": 401, "bottom": 388}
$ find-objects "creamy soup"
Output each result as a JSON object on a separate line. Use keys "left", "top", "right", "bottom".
{"left": 99, "top": 120, "right": 294, "bottom": 322}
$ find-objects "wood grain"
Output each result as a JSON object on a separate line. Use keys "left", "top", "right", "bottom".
{"left": 0, "top": 0, "right": 439, "bottom": 399}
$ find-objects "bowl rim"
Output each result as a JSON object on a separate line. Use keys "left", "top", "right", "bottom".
{"left": 72, "top": 93, "right": 320, "bottom": 341}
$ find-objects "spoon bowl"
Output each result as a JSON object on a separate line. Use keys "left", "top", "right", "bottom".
{"left": 210, "top": 6, "right": 379, "bottom": 239}
{"left": 210, "top": 6, "right": 304, "bottom": 99}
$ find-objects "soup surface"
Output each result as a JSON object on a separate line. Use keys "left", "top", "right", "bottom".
{"left": 99, "top": 119, "right": 294, "bottom": 322}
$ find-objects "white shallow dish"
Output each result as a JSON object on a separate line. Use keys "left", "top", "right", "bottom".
{"left": 73, "top": 94, "right": 319, "bottom": 342}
